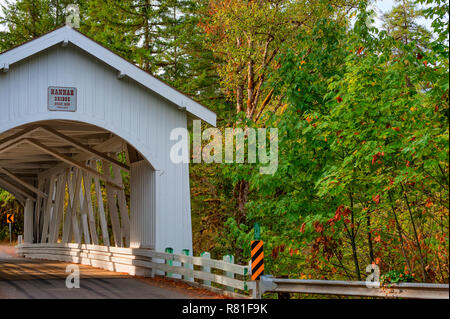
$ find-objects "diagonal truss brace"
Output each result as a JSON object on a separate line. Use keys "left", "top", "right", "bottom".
{"left": 37, "top": 125, "right": 129, "bottom": 172}
{"left": 0, "top": 167, "right": 48, "bottom": 198}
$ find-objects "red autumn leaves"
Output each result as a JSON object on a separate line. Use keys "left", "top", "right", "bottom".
{"left": 271, "top": 244, "right": 299, "bottom": 258}
{"left": 303, "top": 205, "right": 355, "bottom": 236}
{"left": 314, "top": 220, "right": 324, "bottom": 232}
{"left": 373, "top": 194, "right": 381, "bottom": 205}
{"left": 386, "top": 123, "right": 401, "bottom": 132}
{"left": 417, "top": 52, "right": 428, "bottom": 66}
{"left": 372, "top": 151, "right": 385, "bottom": 165}
{"left": 306, "top": 116, "right": 318, "bottom": 128}
{"left": 321, "top": 205, "right": 352, "bottom": 229}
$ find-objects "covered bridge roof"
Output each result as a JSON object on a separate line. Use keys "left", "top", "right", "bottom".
{"left": 0, "top": 25, "right": 216, "bottom": 126}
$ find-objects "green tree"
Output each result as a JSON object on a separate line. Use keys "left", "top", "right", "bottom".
{"left": 0, "top": 0, "right": 83, "bottom": 51}
{"left": 382, "top": 0, "right": 432, "bottom": 47}
{"left": 245, "top": 1, "right": 448, "bottom": 282}
{"left": 0, "top": 189, "right": 23, "bottom": 242}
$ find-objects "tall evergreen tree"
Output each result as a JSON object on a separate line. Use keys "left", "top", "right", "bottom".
{"left": 0, "top": 0, "right": 83, "bottom": 51}
{"left": 81, "top": 0, "right": 224, "bottom": 110}
{"left": 382, "top": 0, "right": 431, "bottom": 47}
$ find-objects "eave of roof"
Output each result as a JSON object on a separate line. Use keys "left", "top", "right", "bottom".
{"left": 0, "top": 25, "right": 216, "bottom": 126}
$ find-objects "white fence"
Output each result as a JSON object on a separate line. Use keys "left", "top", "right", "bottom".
{"left": 16, "top": 243, "right": 252, "bottom": 298}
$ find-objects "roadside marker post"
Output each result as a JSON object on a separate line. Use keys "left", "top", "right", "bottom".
{"left": 6, "top": 213, "right": 14, "bottom": 244}
{"left": 251, "top": 240, "right": 264, "bottom": 280}
{"left": 6, "top": 214, "right": 14, "bottom": 223}
{"left": 251, "top": 222, "right": 264, "bottom": 298}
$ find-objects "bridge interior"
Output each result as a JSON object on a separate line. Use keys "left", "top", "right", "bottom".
{"left": 0, "top": 120, "right": 143, "bottom": 248}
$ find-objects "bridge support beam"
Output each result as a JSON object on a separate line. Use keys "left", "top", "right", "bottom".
{"left": 24, "top": 198, "right": 34, "bottom": 243}
{"left": 130, "top": 160, "right": 155, "bottom": 249}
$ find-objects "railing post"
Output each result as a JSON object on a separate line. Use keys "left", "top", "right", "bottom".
{"left": 200, "top": 251, "right": 211, "bottom": 286}
{"left": 223, "top": 254, "right": 235, "bottom": 291}
{"left": 277, "top": 275, "right": 290, "bottom": 299}
{"left": 182, "top": 249, "right": 194, "bottom": 282}
{"left": 255, "top": 280, "right": 262, "bottom": 299}
{"left": 165, "top": 247, "right": 173, "bottom": 278}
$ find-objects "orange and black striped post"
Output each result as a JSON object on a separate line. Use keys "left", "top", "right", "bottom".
{"left": 251, "top": 239, "right": 264, "bottom": 281}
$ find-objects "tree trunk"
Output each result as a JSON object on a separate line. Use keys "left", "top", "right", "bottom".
{"left": 236, "top": 180, "right": 249, "bottom": 224}
{"left": 349, "top": 193, "right": 361, "bottom": 281}
{"left": 388, "top": 191, "right": 413, "bottom": 274}
{"left": 400, "top": 183, "right": 429, "bottom": 282}
{"left": 367, "top": 211, "right": 375, "bottom": 263}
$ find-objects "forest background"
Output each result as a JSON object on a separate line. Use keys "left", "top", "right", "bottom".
{"left": 0, "top": 0, "right": 448, "bottom": 284}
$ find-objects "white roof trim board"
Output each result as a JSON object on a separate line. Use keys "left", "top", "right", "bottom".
{"left": 0, "top": 26, "right": 216, "bottom": 126}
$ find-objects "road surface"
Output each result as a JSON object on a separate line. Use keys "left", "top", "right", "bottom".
{"left": 0, "top": 245, "right": 224, "bottom": 299}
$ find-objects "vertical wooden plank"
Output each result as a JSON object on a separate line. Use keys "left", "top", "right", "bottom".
{"left": 62, "top": 171, "right": 73, "bottom": 243}
{"left": 182, "top": 249, "right": 194, "bottom": 282}
{"left": 165, "top": 247, "right": 173, "bottom": 278}
{"left": 40, "top": 175, "right": 56, "bottom": 243}
{"left": 82, "top": 171, "right": 99, "bottom": 245}
{"left": 34, "top": 178, "right": 44, "bottom": 243}
{"left": 24, "top": 198, "right": 34, "bottom": 243}
{"left": 101, "top": 159, "right": 122, "bottom": 247}
{"left": 130, "top": 160, "right": 156, "bottom": 249}
{"left": 106, "top": 184, "right": 123, "bottom": 247}
{"left": 47, "top": 175, "right": 59, "bottom": 243}
{"left": 67, "top": 169, "right": 75, "bottom": 206}
{"left": 223, "top": 255, "right": 235, "bottom": 291}
{"left": 62, "top": 169, "right": 82, "bottom": 243}
{"left": 91, "top": 161, "right": 110, "bottom": 246}
{"left": 49, "top": 173, "right": 66, "bottom": 243}
{"left": 79, "top": 173, "right": 91, "bottom": 245}
{"left": 200, "top": 252, "right": 211, "bottom": 286}
{"left": 118, "top": 190, "right": 130, "bottom": 247}
{"left": 112, "top": 164, "right": 130, "bottom": 247}
{"left": 70, "top": 169, "right": 82, "bottom": 243}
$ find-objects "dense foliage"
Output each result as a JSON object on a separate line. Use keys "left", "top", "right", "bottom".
{"left": 0, "top": 0, "right": 448, "bottom": 284}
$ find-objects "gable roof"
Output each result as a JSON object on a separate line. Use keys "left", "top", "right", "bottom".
{"left": 0, "top": 25, "right": 216, "bottom": 126}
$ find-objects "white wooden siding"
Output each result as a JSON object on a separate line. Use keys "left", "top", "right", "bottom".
{"left": 0, "top": 44, "right": 193, "bottom": 254}
{"left": 130, "top": 160, "right": 156, "bottom": 249}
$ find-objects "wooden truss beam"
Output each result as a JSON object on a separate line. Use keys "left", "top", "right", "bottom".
{"left": 38, "top": 136, "right": 124, "bottom": 180}
{"left": 24, "top": 138, "right": 123, "bottom": 190}
{"left": 0, "top": 125, "right": 41, "bottom": 152}
{"left": 25, "top": 138, "right": 122, "bottom": 189}
{"left": 0, "top": 167, "right": 47, "bottom": 198}
{"left": 0, "top": 139, "right": 29, "bottom": 156}
{"left": 37, "top": 126, "right": 129, "bottom": 172}
{"left": 0, "top": 178, "right": 29, "bottom": 204}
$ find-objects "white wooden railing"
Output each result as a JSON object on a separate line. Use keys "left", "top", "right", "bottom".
{"left": 16, "top": 243, "right": 252, "bottom": 298}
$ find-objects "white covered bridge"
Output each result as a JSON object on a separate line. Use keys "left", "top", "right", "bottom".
{"left": 0, "top": 26, "right": 217, "bottom": 275}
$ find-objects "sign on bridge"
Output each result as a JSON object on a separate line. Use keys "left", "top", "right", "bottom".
{"left": 48, "top": 86, "right": 77, "bottom": 112}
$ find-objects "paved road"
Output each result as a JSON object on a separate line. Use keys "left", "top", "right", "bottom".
{"left": 0, "top": 245, "right": 222, "bottom": 299}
